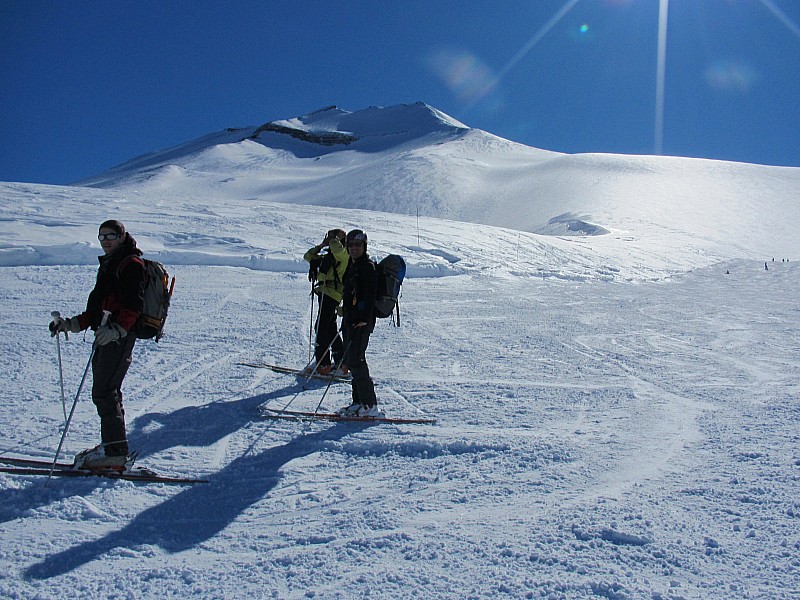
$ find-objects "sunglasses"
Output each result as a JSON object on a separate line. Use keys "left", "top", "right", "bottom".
{"left": 347, "top": 241, "right": 364, "bottom": 247}
{"left": 98, "top": 232, "right": 120, "bottom": 241}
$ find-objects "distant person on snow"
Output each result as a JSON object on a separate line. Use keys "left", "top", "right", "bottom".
{"left": 49, "top": 220, "right": 145, "bottom": 469}
{"left": 304, "top": 228, "right": 349, "bottom": 375}
{"left": 337, "top": 229, "right": 382, "bottom": 417}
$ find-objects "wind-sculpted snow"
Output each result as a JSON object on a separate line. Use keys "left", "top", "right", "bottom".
{"left": 0, "top": 242, "right": 99, "bottom": 267}
{"left": 326, "top": 437, "right": 513, "bottom": 459}
{"left": 2, "top": 181, "right": 721, "bottom": 282}
{"left": 0, "top": 243, "right": 467, "bottom": 279}
{"left": 538, "top": 212, "right": 611, "bottom": 236}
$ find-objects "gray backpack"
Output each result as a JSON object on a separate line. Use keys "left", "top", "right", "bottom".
{"left": 119, "top": 257, "right": 175, "bottom": 341}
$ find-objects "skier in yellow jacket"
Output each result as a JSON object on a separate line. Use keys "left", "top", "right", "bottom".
{"left": 303, "top": 229, "right": 349, "bottom": 375}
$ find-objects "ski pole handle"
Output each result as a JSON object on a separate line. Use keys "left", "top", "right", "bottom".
{"left": 91, "top": 310, "right": 112, "bottom": 348}
{"left": 51, "top": 310, "right": 68, "bottom": 340}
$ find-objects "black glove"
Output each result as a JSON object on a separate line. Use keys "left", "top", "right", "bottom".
{"left": 49, "top": 317, "right": 64, "bottom": 336}
{"left": 308, "top": 258, "right": 322, "bottom": 282}
{"left": 49, "top": 316, "right": 81, "bottom": 337}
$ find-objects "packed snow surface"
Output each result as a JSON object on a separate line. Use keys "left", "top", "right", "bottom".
{"left": 1, "top": 104, "right": 798, "bottom": 598}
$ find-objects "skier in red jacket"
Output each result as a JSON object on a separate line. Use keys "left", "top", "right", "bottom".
{"left": 50, "top": 220, "right": 145, "bottom": 468}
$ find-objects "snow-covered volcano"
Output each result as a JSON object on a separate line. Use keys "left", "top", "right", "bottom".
{"left": 74, "top": 102, "right": 799, "bottom": 267}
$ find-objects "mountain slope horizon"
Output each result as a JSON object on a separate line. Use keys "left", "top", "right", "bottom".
{"left": 72, "top": 102, "right": 798, "bottom": 263}
{"left": 75, "top": 102, "right": 477, "bottom": 186}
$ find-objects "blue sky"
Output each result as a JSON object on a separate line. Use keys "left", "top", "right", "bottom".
{"left": 2, "top": 0, "right": 799, "bottom": 185}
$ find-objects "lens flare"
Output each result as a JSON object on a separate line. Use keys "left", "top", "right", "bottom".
{"left": 705, "top": 60, "right": 758, "bottom": 92}
{"left": 428, "top": 0, "right": 580, "bottom": 115}
{"left": 425, "top": 48, "right": 497, "bottom": 104}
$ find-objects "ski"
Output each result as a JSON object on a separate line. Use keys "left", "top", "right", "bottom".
{"left": 0, "top": 466, "right": 208, "bottom": 484}
{"left": 0, "top": 456, "right": 208, "bottom": 485}
{"left": 1, "top": 454, "right": 148, "bottom": 472}
{"left": 0, "top": 455, "right": 77, "bottom": 470}
{"left": 260, "top": 407, "right": 437, "bottom": 425}
{"left": 238, "top": 362, "right": 351, "bottom": 383}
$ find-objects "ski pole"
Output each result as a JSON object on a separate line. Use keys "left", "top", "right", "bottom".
{"left": 311, "top": 338, "right": 352, "bottom": 415}
{"left": 302, "top": 330, "right": 340, "bottom": 383}
{"left": 308, "top": 284, "right": 317, "bottom": 365}
{"left": 300, "top": 302, "right": 344, "bottom": 386}
{"left": 51, "top": 311, "right": 68, "bottom": 423}
{"left": 46, "top": 310, "right": 110, "bottom": 485}
{"left": 277, "top": 330, "right": 343, "bottom": 414}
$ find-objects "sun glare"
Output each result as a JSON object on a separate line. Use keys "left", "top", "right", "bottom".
{"left": 462, "top": 0, "right": 580, "bottom": 113}
{"left": 655, "top": 0, "right": 668, "bottom": 155}
{"left": 656, "top": 0, "right": 800, "bottom": 154}
{"left": 758, "top": 0, "right": 800, "bottom": 40}
{"left": 436, "top": 0, "right": 798, "bottom": 160}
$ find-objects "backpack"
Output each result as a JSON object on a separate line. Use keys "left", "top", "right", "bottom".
{"left": 374, "top": 255, "right": 405, "bottom": 326}
{"left": 120, "top": 257, "right": 175, "bottom": 341}
{"left": 309, "top": 252, "right": 340, "bottom": 287}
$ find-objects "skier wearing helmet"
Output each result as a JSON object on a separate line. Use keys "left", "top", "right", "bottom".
{"left": 337, "top": 229, "right": 382, "bottom": 417}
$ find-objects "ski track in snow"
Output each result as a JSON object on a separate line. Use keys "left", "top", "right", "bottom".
{"left": 1, "top": 259, "right": 798, "bottom": 599}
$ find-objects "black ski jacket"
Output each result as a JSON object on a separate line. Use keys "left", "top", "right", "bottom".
{"left": 343, "top": 254, "right": 378, "bottom": 327}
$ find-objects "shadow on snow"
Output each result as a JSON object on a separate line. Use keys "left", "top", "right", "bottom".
{"left": 21, "top": 387, "right": 362, "bottom": 580}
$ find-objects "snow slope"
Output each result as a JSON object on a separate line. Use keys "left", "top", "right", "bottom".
{"left": 0, "top": 103, "right": 798, "bottom": 599}
{"left": 74, "top": 103, "right": 798, "bottom": 269}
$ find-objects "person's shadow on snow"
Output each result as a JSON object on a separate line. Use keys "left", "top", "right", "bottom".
{"left": 24, "top": 413, "right": 363, "bottom": 580}
{"left": 0, "top": 378, "right": 336, "bottom": 525}
{"left": 128, "top": 377, "right": 332, "bottom": 457}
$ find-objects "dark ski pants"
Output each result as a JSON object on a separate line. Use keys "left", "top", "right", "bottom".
{"left": 91, "top": 334, "right": 136, "bottom": 456}
{"left": 344, "top": 324, "right": 376, "bottom": 407}
{"left": 315, "top": 294, "right": 344, "bottom": 368}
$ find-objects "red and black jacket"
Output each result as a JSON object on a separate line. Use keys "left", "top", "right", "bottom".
{"left": 76, "top": 234, "right": 145, "bottom": 332}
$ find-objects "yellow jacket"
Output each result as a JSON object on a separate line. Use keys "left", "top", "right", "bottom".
{"left": 303, "top": 238, "right": 350, "bottom": 303}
